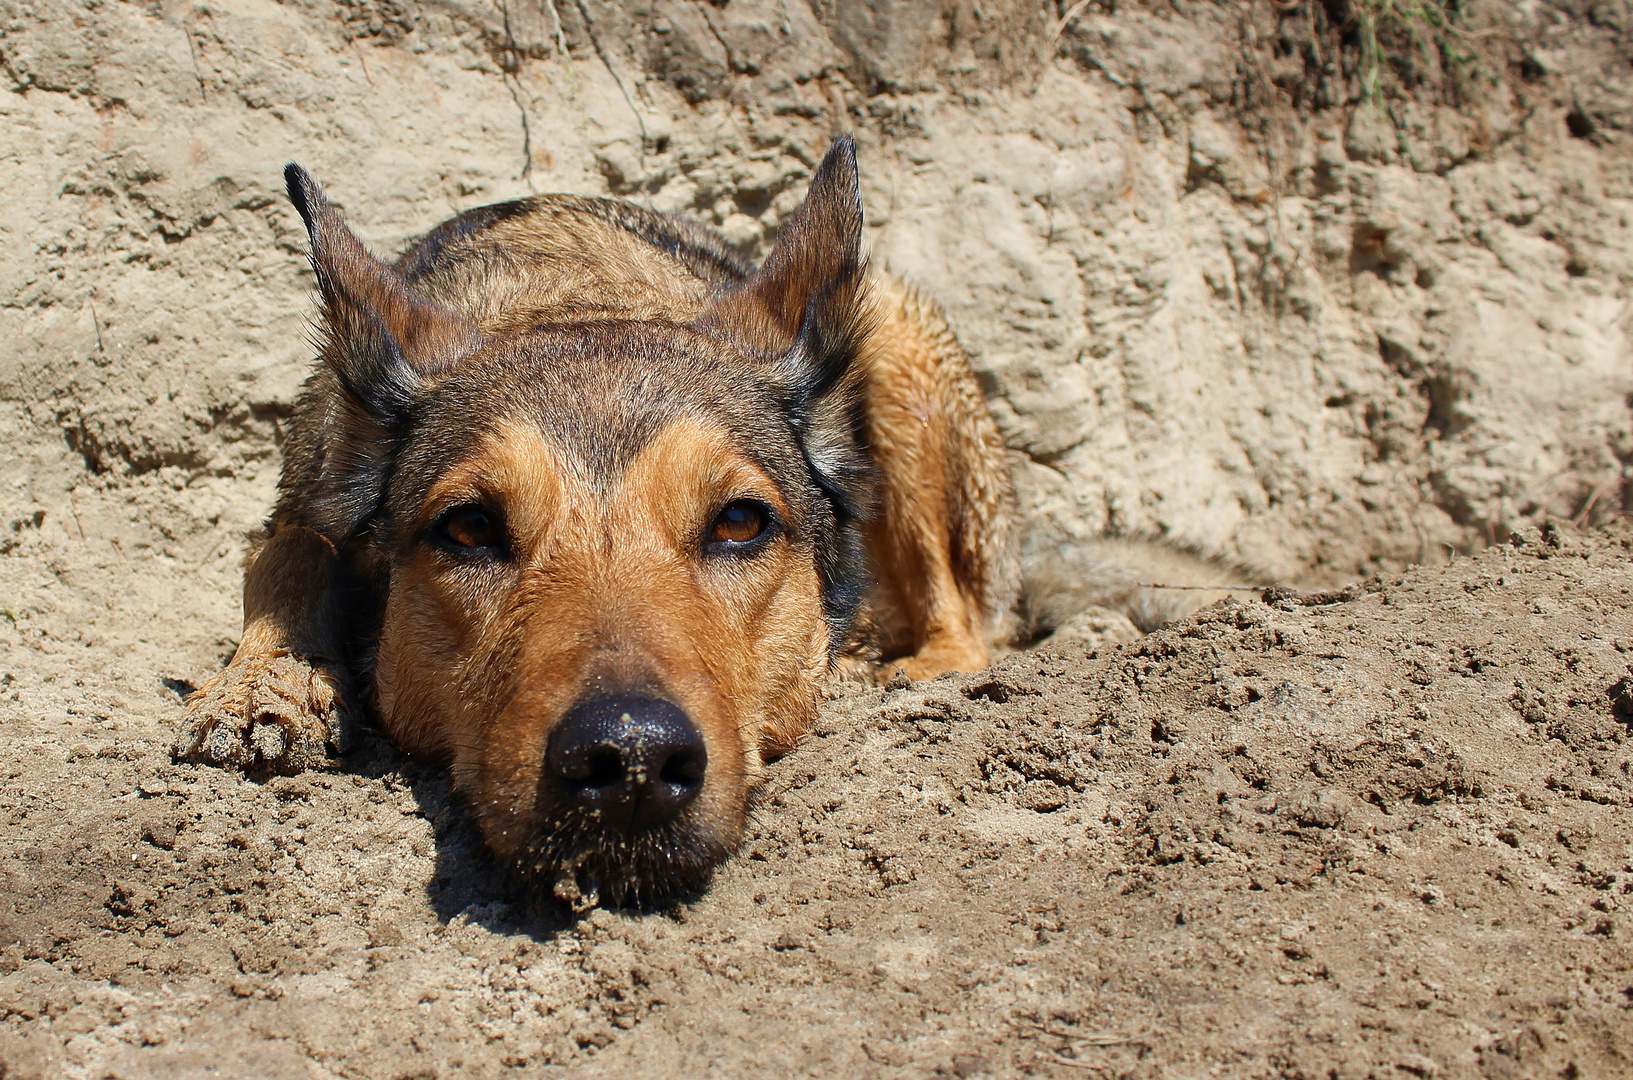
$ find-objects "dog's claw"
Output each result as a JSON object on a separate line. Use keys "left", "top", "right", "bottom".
{"left": 176, "top": 652, "right": 350, "bottom": 774}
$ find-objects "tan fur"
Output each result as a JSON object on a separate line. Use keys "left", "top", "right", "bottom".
{"left": 398, "top": 205, "right": 1018, "bottom": 684}
{"left": 408, "top": 202, "right": 711, "bottom": 331}
{"left": 180, "top": 526, "right": 352, "bottom": 769}
{"left": 860, "top": 273, "right": 1018, "bottom": 680}
{"left": 389, "top": 193, "right": 1019, "bottom": 682}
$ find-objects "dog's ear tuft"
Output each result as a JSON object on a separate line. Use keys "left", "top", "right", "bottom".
{"left": 284, "top": 165, "right": 486, "bottom": 542}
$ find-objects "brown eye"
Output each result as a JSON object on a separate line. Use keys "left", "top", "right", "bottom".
{"left": 710, "top": 500, "right": 768, "bottom": 547}
{"left": 438, "top": 505, "right": 502, "bottom": 550}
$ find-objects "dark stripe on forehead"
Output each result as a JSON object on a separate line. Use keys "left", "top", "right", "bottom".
{"left": 568, "top": 198, "right": 753, "bottom": 287}
{"left": 393, "top": 194, "right": 752, "bottom": 293}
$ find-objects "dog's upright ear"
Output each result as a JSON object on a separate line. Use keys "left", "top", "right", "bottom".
{"left": 701, "top": 136, "right": 874, "bottom": 385}
{"left": 284, "top": 164, "right": 486, "bottom": 542}
{"left": 698, "top": 137, "right": 878, "bottom": 634}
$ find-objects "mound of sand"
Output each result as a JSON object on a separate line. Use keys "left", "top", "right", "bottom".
{"left": 3, "top": 525, "right": 1630, "bottom": 1077}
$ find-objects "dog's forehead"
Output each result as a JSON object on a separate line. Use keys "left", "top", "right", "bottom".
{"left": 394, "top": 322, "right": 803, "bottom": 506}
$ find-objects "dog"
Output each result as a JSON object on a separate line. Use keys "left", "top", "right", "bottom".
{"left": 176, "top": 138, "right": 1020, "bottom": 906}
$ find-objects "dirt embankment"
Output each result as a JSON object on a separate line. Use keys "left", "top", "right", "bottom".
{"left": 2, "top": 0, "right": 1632, "bottom": 1077}
{"left": 2, "top": 0, "right": 1630, "bottom": 582}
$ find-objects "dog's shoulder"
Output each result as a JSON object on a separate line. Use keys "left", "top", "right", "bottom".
{"left": 394, "top": 195, "right": 752, "bottom": 332}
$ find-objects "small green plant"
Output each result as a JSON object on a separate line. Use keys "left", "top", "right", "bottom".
{"left": 1353, "top": 0, "right": 1483, "bottom": 102}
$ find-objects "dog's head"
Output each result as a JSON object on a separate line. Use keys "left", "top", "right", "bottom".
{"left": 284, "top": 141, "right": 876, "bottom": 906}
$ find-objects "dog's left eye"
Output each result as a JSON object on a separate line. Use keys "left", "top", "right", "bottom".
{"left": 708, "top": 500, "right": 769, "bottom": 547}
{"left": 437, "top": 505, "right": 503, "bottom": 550}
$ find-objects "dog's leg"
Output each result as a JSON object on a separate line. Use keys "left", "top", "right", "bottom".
{"left": 864, "top": 274, "right": 1017, "bottom": 682}
{"left": 175, "top": 525, "right": 352, "bottom": 773}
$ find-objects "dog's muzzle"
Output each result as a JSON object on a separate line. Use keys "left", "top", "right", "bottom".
{"left": 545, "top": 694, "right": 707, "bottom": 831}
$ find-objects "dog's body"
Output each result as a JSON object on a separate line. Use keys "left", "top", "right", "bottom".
{"left": 178, "top": 140, "right": 1017, "bottom": 905}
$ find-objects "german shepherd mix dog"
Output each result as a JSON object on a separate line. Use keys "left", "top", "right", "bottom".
{"left": 177, "top": 138, "right": 1018, "bottom": 907}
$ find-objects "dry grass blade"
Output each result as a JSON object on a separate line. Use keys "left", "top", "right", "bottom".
{"left": 1050, "top": 0, "right": 1094, "bottom": 47}
{"left": 1025, "top": 1020, "right": 1150, "bottom": 1048}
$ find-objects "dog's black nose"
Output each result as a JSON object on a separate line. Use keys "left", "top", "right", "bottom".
{"left": 546, "top": 695, "right": 707, "bottom": 830}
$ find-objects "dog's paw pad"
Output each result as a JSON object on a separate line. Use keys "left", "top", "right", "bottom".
{"left": 176, "top": 653, "right": 350, "bottom": 774}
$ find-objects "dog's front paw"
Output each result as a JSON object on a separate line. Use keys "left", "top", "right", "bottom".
{"left": 175, "top": 652, "right": 351, "bottom": 773}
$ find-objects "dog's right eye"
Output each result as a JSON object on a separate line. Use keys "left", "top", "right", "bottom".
{"left": 436, "top": 505, "right": 503, "bottom": 551}
{"left": 708, "top": 500, "right": 769, "bottom": 548}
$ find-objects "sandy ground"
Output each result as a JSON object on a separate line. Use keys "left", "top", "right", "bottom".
{"left": 1, "top": 521, "right": 1630, "bottom": 1079}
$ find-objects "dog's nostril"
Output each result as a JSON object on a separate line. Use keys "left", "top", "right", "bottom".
{"left": 659, "top": 746, "right": 705, "bottom": 788}
{"left": 574, "top": 747, "right": 624, "bottom": 790}
{"left": 546, "top": 695, "right": 708, "bottom": 830}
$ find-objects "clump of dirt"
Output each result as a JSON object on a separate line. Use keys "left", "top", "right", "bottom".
{"left": 3, "top": 524, "right": 1631, "bottom": 1078}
